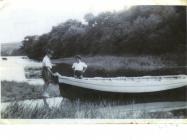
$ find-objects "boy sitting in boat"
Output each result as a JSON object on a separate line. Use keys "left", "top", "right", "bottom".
{"left": 72, "top": 55, "right": 87, "bottom": 79}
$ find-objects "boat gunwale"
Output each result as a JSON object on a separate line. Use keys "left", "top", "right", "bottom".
{"left": 58, "top": 75, "right": 187, "bottom": 90}
{"left": 58, "top": 74, "right": 187, "bottom": 81}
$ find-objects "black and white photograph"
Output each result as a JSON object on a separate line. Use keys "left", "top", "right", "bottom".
{"left": 0, "top": 0, "right": 187, "bottom": 120}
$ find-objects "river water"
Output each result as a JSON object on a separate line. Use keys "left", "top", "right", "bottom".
{"left": 0, "top": 56, "right": 43, "bottom": 85}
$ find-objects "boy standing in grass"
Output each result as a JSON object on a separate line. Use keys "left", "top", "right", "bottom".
{"left": 72, "top": 55, "right": 87, "bottom": 79}
{"left": 41, "top": 50, "right": 54, "bottom": 98}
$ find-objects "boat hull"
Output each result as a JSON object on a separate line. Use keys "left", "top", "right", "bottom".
{"left": 59, "top": 82, "right": 187, "bottom": 102}
{"left": 58, "top": 75, "right": 187, "bottom": 101}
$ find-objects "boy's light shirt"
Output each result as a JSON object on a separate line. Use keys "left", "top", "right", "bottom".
{"left": 72, "top": 61, "right": 87, "bottom": 71}
{"left": 42, "top": 55, "right": 52, "bottom": 69}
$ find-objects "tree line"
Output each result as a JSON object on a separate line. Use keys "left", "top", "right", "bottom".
{"left": 18, "top": 6, "right": 186, "bottom": 60}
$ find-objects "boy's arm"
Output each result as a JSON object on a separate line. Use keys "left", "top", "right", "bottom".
{"left": 47, "top": 68, "right": 59, "bottom": 76}
{"left": 47, "top": 67, "right": 53, "bottom": 74}
{"left": 83, "top": 63, "right": 87, "bottom": 72}
{"left": 72, "top": 63, "right": 76, "bottom": 71}
{"left": 83, "top": 68, "right": 86, "bottom": 73}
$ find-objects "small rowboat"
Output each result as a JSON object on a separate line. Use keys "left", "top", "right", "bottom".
{"left": 2, "top": 57, "right": 7, "bottom": 60}
{"left": 58, "top": 75, "right": 187, "bottom": 99}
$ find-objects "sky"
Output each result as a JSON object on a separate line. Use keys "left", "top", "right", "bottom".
{"left": 0, "top": 0, "right": 185, "bottom": 43}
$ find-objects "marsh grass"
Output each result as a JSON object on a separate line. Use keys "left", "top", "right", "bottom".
{"left": 54, "top": 55, "right": 186, "bottom": 77}
{"left": 1, "top": 81, "right": 42, "bottom": 102}
{"left": 2, "top": 99, "right": 185, "bottom": 119}
{"left": 1, "top": 81, "right": 60, "bottom": 102}
{"left": 54, "top": 55, "right": 184, "bottom": 71}
{"left": 84, "top": 55, "right": 166, "bottom": 71}
{"left": 1, "top": 100, "right": 96, "bottom": 119}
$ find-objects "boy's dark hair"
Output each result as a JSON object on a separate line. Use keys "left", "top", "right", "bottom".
{"left": 75, "top": 55, "right": 81, "bottom": 59}
{"left": 46, "top": 49, "right": 53, "bottom": 55}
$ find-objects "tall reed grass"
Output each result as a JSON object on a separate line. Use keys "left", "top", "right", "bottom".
{"left": 2, "top": 99, "right": 185, "bottom": 119}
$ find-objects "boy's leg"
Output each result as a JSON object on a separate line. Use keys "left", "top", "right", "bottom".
{"left": 74, "top": 71, "right": 79, "bottom": 78}
{"left": 43, "top": 98, "right": 50, "bottom": 109}
{"left": 76, "top": 71, "right": 80, "bottom": 79}
{"left": 80, "top": 71, "right": 83, "bottom": 78}
{"left": 42, "top": 81, "right": 50, "bottom": 97}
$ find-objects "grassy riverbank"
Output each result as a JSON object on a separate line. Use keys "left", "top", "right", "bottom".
{"left": 1, "top": 81, "right": 60, "bottom": 102}
{"left": 2, "top": 99, "right": 186, "bottom": 119}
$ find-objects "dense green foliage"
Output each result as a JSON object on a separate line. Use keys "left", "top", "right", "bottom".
{"left": 20, "top": 6, "right": 186, "bottom": 60}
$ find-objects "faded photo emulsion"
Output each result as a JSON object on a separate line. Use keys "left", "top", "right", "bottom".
{"left": 0, "top": 0, "right": 187, "bottom": 120}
